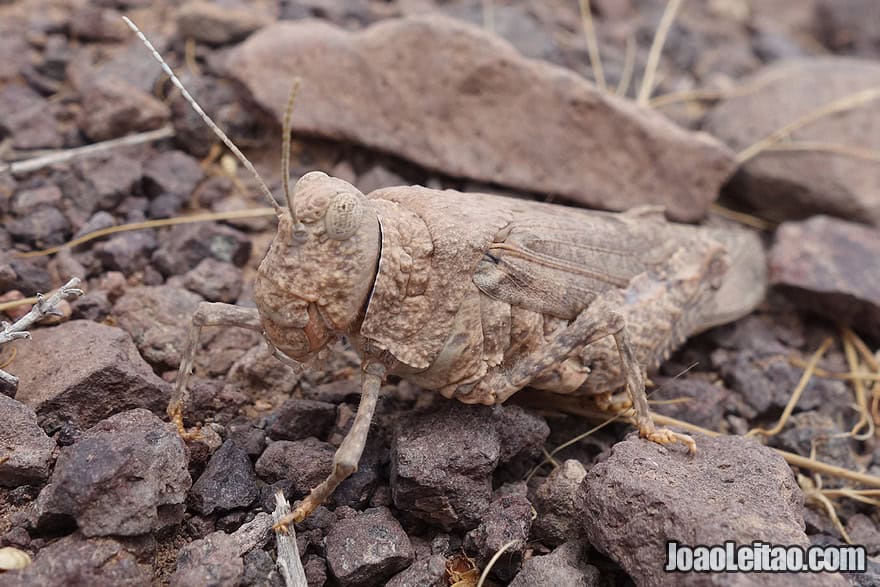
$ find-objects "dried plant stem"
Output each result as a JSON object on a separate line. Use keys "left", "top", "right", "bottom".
{"left": 16, "top": 208, "right": 276, "bottom": 259}
{"left": 787, "top": 358, "right": 880, "bottom": 382}
{"left": 763, "top": 141, "right": 880, "bottom": 163}
{"left": 842, "top": 330, "right": 874, "bottom": 440}
{"left": 736, "top": 86, "right": 880, "bottom": 164}
{"left": 708, "top": 203, "right": 776, "bottom": 231}
{"left": 0, "top": 277, "right": 83, "bottom": 392}
{"left": 578, "top": 0, "right": 607, "bottom": 93}
{"left": 748, "top": 338, "right": 832, "bottom": 438}
{"left": 0, "top": 278, "right": 83, "bottom": 346}
{"left": 477, "top": 539, "right": 519, "bottom": 587}
{"left": 650, "top": 67, "right": 792, "bottom": 108}
{"left": 272, "top": 491, "right": 308, "bottom": 587}
{"left": 482, "top": 0, "right": 494, "bottom": 32}
{"left": 0, "top": 126, "right": 174, "bottom": 176}
{"left": 637, "top": 0, "right": 682, "bottom": 105}
{"left": 513, "top": 392, "right": 880, "bottom": 489}
{"left": 615, "top": 33, "right": 636, "bottom": 97}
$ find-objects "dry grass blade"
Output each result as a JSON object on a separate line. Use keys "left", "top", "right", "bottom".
{"left": 764, "top": 141, "right": 880, "bottom": 163}
{"left": 477, "top": 540, "right": 519, "bottom": 587}
{"left": 615, "top": 32, "right": 636, "bottom": 97}
{"left": 0, "top": 126, "right": 174, "bottom": 176}
{"left": 801, "top": 477, "right": 853, "bottom": 544}
{"left": 482, "top": 0, "right": 494, "bottom": 32}
{"left": 578, "top": 0, "right": 607, "bottom": 93}
{"left": 787, "top": 358, "right": 880, "bottom": 382}
{"left": 15, "top": 208, "right": 276, "bottom": 259}
{"left": 841, "top": 329, "right": 874, "bottom": 440}
{"left": 708, "top": 203, "right": 776, "bottom": 231}
{"left": 637, "top": 0, "right": 682, "bottom": 105}
{"left": 650, "top": 66, "right": 792, "bottom": 108}
{"left": 514, "top": 392, "right": 880, "bottom": 489}
{"left": 736, "top": 86, "right": 880, "bottom": 163}
{"left": 748, "top": 337, "right": 833, "bottom": 438}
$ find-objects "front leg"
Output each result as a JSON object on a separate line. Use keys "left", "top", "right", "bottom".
{"left": 274, "top": 361, "right": 386, "bottom": 531}
{"left": 170, "top": 302, "right": 262, "bottom": 436}
{"left": 489, "top": 301, "right": 695, "bottom": 452}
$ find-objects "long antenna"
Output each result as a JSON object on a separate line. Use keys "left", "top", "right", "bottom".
{"left": 121, "top": 17, "right": 283, "bottom": 214}
{"left": 281, "top": 78, "right": 303, "bottom": 224}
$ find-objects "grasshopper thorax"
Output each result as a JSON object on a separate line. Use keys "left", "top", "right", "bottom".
{"left": 255, "top": 171, "right": 381, "bottom": 361}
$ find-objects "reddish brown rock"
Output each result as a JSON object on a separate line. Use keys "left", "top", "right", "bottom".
{"left": 226, "top": 16, "right": 735, "bottom": 221}
{"left": 705, "top": 58, "right": 880, "bottom": 226}
{"left": 581, "top": 434, "right": 847, "bottom": 586}
{"left": 769, "top": 215, "right": 880, "bottom": 339}
{"left": 12, "top": 320, "right": 170, "bottom": 430}
{"left": 79, "top": 75, "right": 170, "bottom": 142}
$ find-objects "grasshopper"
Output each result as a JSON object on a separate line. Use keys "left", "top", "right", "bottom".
{"left": 124, "top": 19, "right": 766, "bottom": 530}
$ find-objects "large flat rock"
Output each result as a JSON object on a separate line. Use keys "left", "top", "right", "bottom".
{"left": 705, "top": 57, "right": 880, "bottom": 226}
{"left": 225, "top": 15, "right": 735, "bottom": 221}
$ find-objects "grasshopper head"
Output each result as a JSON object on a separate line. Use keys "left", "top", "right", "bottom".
{"left": 254, "top": 171, "right": 380, "bottom": 361}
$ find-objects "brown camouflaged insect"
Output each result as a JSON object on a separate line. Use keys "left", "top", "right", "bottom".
{"left": 125, "top": 18, "right": 766, "bottom": 530}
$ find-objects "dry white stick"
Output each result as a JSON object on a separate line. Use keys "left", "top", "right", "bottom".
{"left": 0, "top": 277, "right": 83, "bottom": 393}
{"left": 0, "top": 127, "right": 175, "bottom": 176}
{"left": 273, "top": 491, "right": 307, "bottom": 587}
{"left": 0, "top": 278, "right": 83, "bottom": 346}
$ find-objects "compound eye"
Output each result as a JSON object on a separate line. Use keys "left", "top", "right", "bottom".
{"left": 324, "top": 192, "right": 363, "bottom": 240}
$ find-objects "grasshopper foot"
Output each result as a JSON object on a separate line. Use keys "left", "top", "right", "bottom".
{"left": 168, "top": 405, "right": 201, "bottom": 442}
{"left": 641, "top": 425, "right": 697, "bottom": 453}
{"left": 272, "top": 502, "right": 311, "bottom": 533}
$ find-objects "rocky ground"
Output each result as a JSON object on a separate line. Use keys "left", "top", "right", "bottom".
{"left": 1, "top": 0, "right": 880, "bottom": 586}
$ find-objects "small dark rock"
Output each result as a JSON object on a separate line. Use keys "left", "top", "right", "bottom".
{"left": 0, "top": 394, "right": 56, "bottom": 487}
{"left": 13, "top": 320, "right": 170, "bottom": 430}
{"left": 241, "top": 548, "right": 284, "bottom": 586}
{"left": 493, "top": 405, "right": 549, "bottom": 477}
{"left": 301, "top": 379, "right": 361, "bottom": 404}
{"left": 183, "top": 258, "right": 244, "bottom": 303}
{"left": 176, "top": 1, "right": 272, "bottom": 45}
{"left": 6, "top": 206, "right": 70, "bottom": 248}
{"left": 71, "top": 291, "right": 112, "bottom": 322}
{"left": 10, "top": 184, "right": 62, "bottom": 216}
{"left": 774, "top": 412, "right": 859, "bottom": 487}
{"left": 391, "top": 402, "right": 500, "bottom": 530}
{"left": 113, "top": 285, "right": 203, "bottom": 370}
{"left": 69, "top": 5, "right": 129, "bottom": 42}
{"left": 190, "top": 439, "right": 260, "bottom": 515}
{"left": 171, "top": 531, "right": 243, "bottom": 587}
{"left": 324, "top": 507, "right": 414, "bottom": 587}
{"left": 769, "top": 215, "right": 880, "bottom": 339}
{"left": 94, "top": 229, "right": 158, "bottom": 274}
{"left": 143, "top": 150, "right": 204, "bottom": 199}
{"left": 845, "top": 514, "right": 880, "bottom": 556}
{"left": 6, "top": 258, "right": 51, "bottom": 296}
{"left": 148, "top": 192, "right": 187, "bottom": 219}
{"left": 464, "top": 494, "right": 532, "bottom": 582}
{"left": 80, "top": 75, "right": 171, "bottom": 141}
{"left": 532, "top": 459, "right": 587, "bottom": 547}
{"left": 0, "top": 84, "right": 62, "bottom": 150}
{"left": 303, "top": 554, "right": 328, "bottom": 587}
{"left": 255, "top": 438, "right": 334, "bottom": 497}
{"left": 386, "top": 553, "right": 446, "bottom": 587}
{"left": 226, "top": 418, "right": 267, "bottom": 457}
{"left": 36, "top": 409, "right": 191, "bottom": 537}
{"left": 509, "top": 540, "right": 599, "bottom": 587}
{"left": 152, "top": 222, "right": 251, "bottom": 277}
{"left": 651, "top": 377, "right": 732, "bottom": 430}
{"left": 0, "top": 534, "right": 151, "bottom": 587}
{"left": 268, "top": 398, "right": 337, "bottom": 441}
{"left": 74, "top": 152, "right": 143, "bottom": 214}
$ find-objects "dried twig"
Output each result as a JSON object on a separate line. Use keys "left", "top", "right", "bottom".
{"left": 637, "top": 0, "right": 682, "bottom": 105}
{"left": 0, "top": 278, "right": 83, "bottom": 346}
{"left": 0, "top": 277, "right": 83, "bottom": 393}
{"left": 477, "top": 539, "right": 519, "bottom": 587}
{"left": 615, "top": 33, "right": 636, "bottom": 97}
{"left": 16, "top": 208, "right": 276, "bottom": 259}
{"left": 736, "top": 86, "right": 880, "bottom": 164}
{"left": 0, "top": 126, "right": 174, "bottom": 176}
{"left": 578, "top": 0, "right": 607, "bottom": 93}
{"left": 748, "top": 338, "right": 832, "bottom": 438}
{"left": 273, "top": 491, "right": 307, "bottom": 587}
